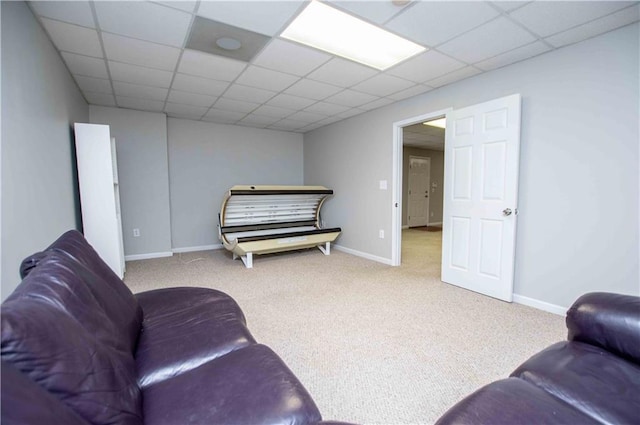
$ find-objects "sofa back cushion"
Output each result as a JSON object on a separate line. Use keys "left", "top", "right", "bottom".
{"left": 1, "top": 262, "right": 143, "bottom": 425}
{"left": 20, "top": 230, "right": 142, "bottom": 351}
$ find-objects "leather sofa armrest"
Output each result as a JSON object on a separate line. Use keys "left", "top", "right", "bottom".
{"left": 566, "top": 292, "right": 640, "bottom": 363}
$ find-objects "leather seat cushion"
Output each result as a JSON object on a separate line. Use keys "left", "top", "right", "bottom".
{"left": 135, "top": 287, "right": 256, "bottom": 387}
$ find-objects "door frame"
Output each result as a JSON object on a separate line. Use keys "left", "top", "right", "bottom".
{"left": 391, "top": 107, "right": 452, "bottom": 266}
{"left": 407, "top": 155, "right": 431, "bottom": 228}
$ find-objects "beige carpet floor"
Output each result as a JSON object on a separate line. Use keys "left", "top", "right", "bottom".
{"left": 125, "top": 229, "right": 566, "bottom": 424}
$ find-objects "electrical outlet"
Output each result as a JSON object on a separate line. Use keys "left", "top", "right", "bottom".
{"left": 133, "top": 228, "right": 140, "bottom": 237}
{"left": 379, "top": 229, "right": 384, "bottom": 239}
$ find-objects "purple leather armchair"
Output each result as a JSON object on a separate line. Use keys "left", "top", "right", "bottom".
{"left": 1, "top": 230, "right": 349, "bottom": 425}
{"left": 436, "top": 292, "right": 640, "bottom": 424}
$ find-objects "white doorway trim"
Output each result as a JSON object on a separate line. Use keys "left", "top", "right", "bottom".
{"left": 391, "top": 108, "right": 452, "bottom": 266}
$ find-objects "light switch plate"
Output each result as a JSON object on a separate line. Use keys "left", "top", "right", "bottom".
{"left": 379, "top": 180, "right": 387, "bottom": 190}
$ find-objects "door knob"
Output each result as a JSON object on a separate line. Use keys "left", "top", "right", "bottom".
{"left": 502, "top": 208, "right": 512, "bottom": 216}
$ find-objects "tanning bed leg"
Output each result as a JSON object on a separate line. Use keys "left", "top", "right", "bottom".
{"left": 317, "top": 242, "right": 330, "bottom": 255}
{"left": 240, "top": 252, "right": 253, "bottom": 268}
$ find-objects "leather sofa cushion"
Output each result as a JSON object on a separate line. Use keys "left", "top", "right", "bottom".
{"left": 142, "top": 344, "right": 322, "bottom": 425}
{"left": 135, "top": 287, "right": 256, "bottom": 387}
{"left": 20, "top": 230, "right": 143, "bottom": 351}
{"left": 566, "top": 292, "right": 640, "bottom": 364}
{"left": 1, "top": 294, "right": 142, "bottom": 425}
{"left": 434, "top": 377, "right": 599, "bottom": 425}
{"left": 1, "top": 361, "right": 90, "bottom": 425}
{"left": 511, "top": 341, "right": 640, "bottom": 424}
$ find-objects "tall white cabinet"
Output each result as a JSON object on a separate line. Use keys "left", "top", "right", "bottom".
{"left": 74, "top": 123, "right": 125, "bottom": 278}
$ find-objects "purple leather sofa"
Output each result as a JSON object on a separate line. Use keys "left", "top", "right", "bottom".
{"left": 1, "top": 230, "right": 348, "bottom": 425}
{"left": 436, "top": 292, "right": 640, "bottom": 424}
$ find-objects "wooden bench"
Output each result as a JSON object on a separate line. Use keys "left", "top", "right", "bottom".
{"left": 218, "top": 185, "right": 342, "bottom": 268}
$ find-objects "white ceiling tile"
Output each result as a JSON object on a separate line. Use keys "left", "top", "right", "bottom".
{"left": 167, "top": 90, "right": 217, "bottom": 107}
{"left": 385, "top": 1, "right": 499, "bottom": 46}
{"left": 351, "top": 74, "right": 414, "bottom": 97}
{"left": 235, "top": 66, "right": 299, "bottom": 92}
{"left": 284, "top": 79, "right": 342, "bottom": 100}
{"left": 116, "top": 96, "right": 165, "bottom": 112}
{"left": 328, "top": 0, "right": 411, "bottom": 24}
{"left": 287, "top": 111, "right": 327, "bottom": 123}
{"left": 267, "top": 93, "right": 317, "bottom": 109}
{"left": 197, "top": 1, "right": 305, "bottom": 36}
{"left": 426, "top": 66, "right": 482, "bottom": 88}
{"left": 172, "top": 73, "right": 230, "bottom": 96}
{"left": 214, "top": 98, "right": 260, "bottom": 113}
{"left": 253, "top": 39, "right": 332, "bottom": 76}
{"left": 269, "top": 118, "right": 308, "bottom": 131}
{"left": 509, "top": 1, "right": 634, "bottom": 37}
{"left": 83, "top": 91, "right": 116, "bottom": 106}
{"left": 40, "top": 18, "right": 102, "bottom": 57}
{"left": 29, "top": 1, "right": 95, "bottom": 27}
{"left": 544, "top": 4, "right": 640, "bottom": 48}
{"left": 252, "top": 105, "right": 296, "bottom": 119}
{"left": 102, "top": 33, "right": 180, "bottom": 71}
{"left": 203, "top": 109, "right": 247, "bottom": 123}
{"left": 387, "top": 84, "right": 433, "bottom": 101}
{"left": 387, "top": 50, "right": 465, "bottom": 83}
{"left": 113, "top": 81, "right": 168, "bottom": 101}
{"left": 224, "top": 84, "right": 277, "bottom": 103}
{"left": 324, "top": 89, "right": 378, "bottom": 107}
{"left": 109, "top": 61, "right": 174, "bottom": 88}
{"left": 95, "top": 2, "right": 191, "bottom": 47}
{"left": 490, "top": 2, "right": 532, "bottom": 13}
{"left": 336, "top": 108, "right": 366, "bottom": 119}
{"left": 238, "top": 114, "right": 282, "bottom": 127}
{"left": 74, "top": 75, "right": 112, "bottom": 94}
{"left": 61, "top": 52, "right": 108, "bottom": 79}
{"left": 164, "top": 102, "right": 209, "bottom": 119}
{"left": 178, "top": 49, "right": 247, "bottom": 81}
{"left": 304, "top": 102, "right": 351, "bottom": 116}
{"left": 153, "top": 1, "right": 197, "bottom": 13}
{"left": 306, "top": 57, "right": 378, "bottom": 87}
{"left": 475, "top": 41, "right": 551, "bottom": 71}
{"left": 359, "top": 97, "right": 396, "bottom": 111}
{"left": 438, "top": 17, "right": 537, "bottom": 64}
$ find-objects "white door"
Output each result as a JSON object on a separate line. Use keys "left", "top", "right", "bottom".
{"left": 408, "top": 156, "right": 430, "bottom": 227}
{"left": 441, "top": 94, "right": 521, "bottom": 302}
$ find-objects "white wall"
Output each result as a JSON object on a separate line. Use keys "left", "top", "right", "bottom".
{"left": 1, "top": 1, "right": 89, "bottom": 299}
{"left": 89, "top": 106, "right": 172, "bottom": 258}
{"left": 167, "top": 118, "right": 303, "bottom": 250}
{"left": 305, "top": 24, "right": 640, "bottom": 310}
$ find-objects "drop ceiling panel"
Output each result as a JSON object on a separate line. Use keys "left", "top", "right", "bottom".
{"left": 213, "top": 98, "right": 260, "bottom": 113}
{"left": 113, "top": 81, "right": 168, "bottom": 101}
{"left": 167, "top": 90, "right": 217, "bottom": 107}
{"left": 164, "top": 102, "right": 209, "bottom": 118}
{"left": 544, "top": 5, "right": 640, "bottom": 47}
{"left": 387, "top": 50, "right": 465, "bottom": 83}
{"left": 324, "top": 89, "right": 378, "bottom": 107}
{"left": 109, "top": 61, "right": 174, "bottom": 88}
{"left": 306, "top": 57, "right": 378, "bottom": 87}
{"left": 102, "top": 33, "right": 180, "bottom": 71}
{"left": 29, "top": 1, "right": 95, "bottom": 28}
{"left": 287, "top": 110, "right": 327, "bottom": 123}
{"left": 475, "top": 41, "right": 551, "bottom": 71}
{"left": 117, "top": 96, "right": 166, "bottom": 112}
{"left": 74, "top": 75, "right": 112, "bottom": 94}
{"left": 41, "top": 18, "right": 102, "bottom": 57}
{"left": 153, "top": 1, "right": 197, "bottom": 14}
{"left": 238, "top": 114, "right": 282, "bottom": 127}
{"left": 267, "top": 93, "right": 317, "bottom": 110}
{"left": 83, "top": 91, "right": 116, "bottom": 107}
{"left": 329, "top": 0, "right": 411, "bottom": 24}
{"left": 171, "top": 73, "right": 230, "bottom": 96}
{"left": 224, "top": 84, "right": 276, "bottom": 103}
{"left": 387, "top": 84, "right": 433, "bottom": 101}
{"left": 178, "top": 49, "right": 247, "bottom": 80}
{"left": 426, "top": 66, "right": 482, "bottom": 88}
{"left": 351, "top": 74, "right": 414, "bottom": 97}
{"left": 235, "top": 66, "right": 300, "bottom": 92}
{"left": 385, "top": 1, "right": 500, "bottom": 46}
{"left": 304, "top": 102, "right": 351, "bottom": 116}
{"left": 252, "top": 104, "right": 295, "bottom": 119}
{"left": 270, "top": 118, "right": 307, "bottom": 131}
{"left": 491, "top": 2, "right": 531, "bottom": 13}
{"left": 438, "top": 17, "right": 537, "bottom": 64}
{"left": 203, "top": 108, "right": 247, "bottom": 123}
{"left": 196, "top": 1, "right": 305, "bottom": 36}
{"left": 95, "top": 2, "right": 192, "bottom": 47}
{"left": 62, "top": 52, "right": 109, "bottom": 79}
{"left": 253, "top": 39, "right": 332, "bottom": 76}
{"left": 509, "top": 1, "right": 634, "bottom": 37}
{"left": 360, "top": 97, "right": 395, "bottom": 111}
{"left": 284, "top": 79, "right": 343, "bottom": 100}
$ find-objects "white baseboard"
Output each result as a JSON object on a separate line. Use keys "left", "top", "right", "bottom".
{"left": 333, "top": 244, "right": 392, "bottom": 266}
{"left": 427, "top": 221, "right": 442, "bottom": 226}
{"left": 125, "top": 251, "right": 173, "bottom": 261}
{"left": 172, "top": 244, "right": 223, "bottom": 253}
{"left": 513, "top": 294, "right": 567, "bottom": 316}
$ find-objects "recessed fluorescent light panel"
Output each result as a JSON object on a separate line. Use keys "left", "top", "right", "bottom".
{"left": 281, "top": 1, "right": 426, "bottom": 70}
{"left": 423, "top": 118, "right": 446, "bottom": 129}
